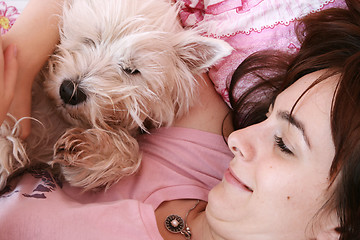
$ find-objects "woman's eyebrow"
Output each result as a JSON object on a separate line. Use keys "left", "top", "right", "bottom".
{"left": 277, "top": 110, "right": 311, "bottom": 149}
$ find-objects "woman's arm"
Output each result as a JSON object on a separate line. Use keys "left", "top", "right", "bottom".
{"left": 0, "top": 42, "right": 18, "bottom": 126}
{"left": 2, "top": 0, "right": 64, "bottom": 138}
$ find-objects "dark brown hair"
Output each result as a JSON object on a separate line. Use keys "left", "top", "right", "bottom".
{"left": 229, "top": 0, "right": 360, "bottom": 239}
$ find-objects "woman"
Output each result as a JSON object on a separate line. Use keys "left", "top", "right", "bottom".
{"left": 1, "top": 0, "right": 359, "bottom": 240}
{"left": 206, "top": 0, "right": 359, "bottom": 238}
{"left": 159, "top": 1, "right": 360, "bottom": 237}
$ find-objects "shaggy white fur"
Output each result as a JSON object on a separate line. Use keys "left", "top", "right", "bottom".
{"left": 0, "top": 0, "right": 232, "bottom": 191}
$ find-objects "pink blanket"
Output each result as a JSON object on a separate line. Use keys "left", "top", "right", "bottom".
{"left": 178, "top": 0, "right": 346, "bottom": 104}
{"left": 0, "top": 0, "right": 28, "bottom": 35}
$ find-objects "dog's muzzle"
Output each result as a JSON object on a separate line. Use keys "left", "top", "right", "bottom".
{"left": 59, "top": 80, "right": 87, "bottom": 105}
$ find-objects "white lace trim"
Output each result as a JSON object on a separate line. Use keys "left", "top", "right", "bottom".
{"left": 198, "top": 0, "right": 337, "bottom": 37}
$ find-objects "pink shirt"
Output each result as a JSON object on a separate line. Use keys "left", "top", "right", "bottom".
{"left": 0, "top": 172, "right": 163, "bottom": 240}
{"left": 0, "top": 127, "right": 232, "bottom": 239}
{"left": 62, "top": 127, "right": 232, "bottom": 208}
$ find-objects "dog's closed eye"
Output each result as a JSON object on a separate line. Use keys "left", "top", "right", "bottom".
{"left": 118, "top": 64, "right": 140, "bottom": 75}
{"left": 124, "top": 68, "right": 140, "bottom": 75}
{"left": 83, "top": 38, "right": 97, "bottom": 47}
{"left": 118, "top": 62, "right": 140, "bottom": 75}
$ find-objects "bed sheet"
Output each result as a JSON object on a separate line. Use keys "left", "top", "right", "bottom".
{"left": 178, "top": 0, "right": 346, "bottom": 104}
{"left": 0, "top": 0, "right": 28, "bottom": 34}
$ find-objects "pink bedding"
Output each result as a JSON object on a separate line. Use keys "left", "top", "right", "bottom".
{"left": 178, "top": 0, "right": 346, "bottom": 104}
{"left": 0, "top": 0, "right": 28, "bottom": 35}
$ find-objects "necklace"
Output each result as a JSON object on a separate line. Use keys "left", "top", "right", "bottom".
{"left": 164, "top": 200, "right": 200, "bottom": 239}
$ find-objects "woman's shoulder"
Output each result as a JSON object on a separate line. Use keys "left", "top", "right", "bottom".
{"left": 173, "top": 73, "right": 233, "bottom": 137}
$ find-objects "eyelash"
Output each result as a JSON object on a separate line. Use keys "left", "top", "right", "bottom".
{"left": 274, "top": 136, "right": 294, "bottom": 155}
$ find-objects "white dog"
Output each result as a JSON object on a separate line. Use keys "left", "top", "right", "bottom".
{"left": 0, "top": 0, "right": 232, "bottom": 191}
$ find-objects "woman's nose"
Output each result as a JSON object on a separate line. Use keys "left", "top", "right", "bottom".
{"left": 228, "top": 128, "right": 255, "bottom": 161}
{"left": 228, "top": 131, "right": 243, "bottom": 157}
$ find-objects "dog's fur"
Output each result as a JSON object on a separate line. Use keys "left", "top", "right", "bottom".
{"left": 0, "top": 0, "right": 232, "bottom": 191}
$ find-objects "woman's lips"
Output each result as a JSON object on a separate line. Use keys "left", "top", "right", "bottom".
{"left": 224, "top": 168, "right": 253, "bottom": 192}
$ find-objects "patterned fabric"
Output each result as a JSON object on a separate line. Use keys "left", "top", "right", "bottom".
{"left": 178, "top": 0, "right": 346, "bottom": 105}
{"left": 0, "top": 0, "right": 29, "bottom": 34}
{"left": 0, "top": 1, "right": 20, "bottom": 34}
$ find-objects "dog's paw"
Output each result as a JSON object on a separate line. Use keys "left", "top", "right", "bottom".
{"left": 52, "top": 127, "right": 141, "bottom": 191}
{"left": 0, "top": 119, "right": 29, "bottom": 190}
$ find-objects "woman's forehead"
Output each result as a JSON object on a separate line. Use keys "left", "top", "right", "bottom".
{"left": 276, "top": 70, "right": 339, "bottom": 108}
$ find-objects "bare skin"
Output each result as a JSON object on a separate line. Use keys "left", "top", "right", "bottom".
{"left": 0, "top": 42, "right": 18, "bottom": 127}
{"left": 174, "top": 73, "right": 233, "bottom": 137}
{"left": 2, "top": 0, "right": 64, "bottom": 139}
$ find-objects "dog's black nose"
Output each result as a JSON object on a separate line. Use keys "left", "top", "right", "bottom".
{"left": 59, "top": 80, "right": 87, "bottom": 105}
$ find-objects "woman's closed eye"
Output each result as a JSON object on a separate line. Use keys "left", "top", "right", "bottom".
{"left": 275, "top": 135, "right": 294, "bottom": 155}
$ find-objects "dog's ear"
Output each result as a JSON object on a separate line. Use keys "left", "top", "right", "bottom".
{"left": 173, "top": 32, "right": 233, "bottom": 72}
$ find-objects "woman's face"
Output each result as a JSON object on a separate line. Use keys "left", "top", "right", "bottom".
{"left": 206, "top": 71, "right": 338, "bottom": 240}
